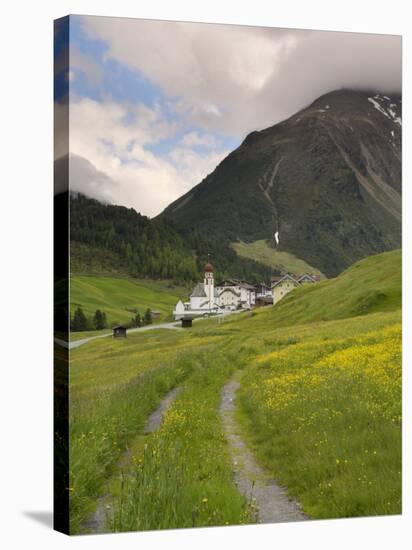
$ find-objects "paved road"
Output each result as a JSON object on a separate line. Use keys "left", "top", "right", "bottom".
{"left": 55, "top": 321, "right": 182, "bottom": 350}
{"left": 54, "top": 308, "right": 249, "bottom": 351}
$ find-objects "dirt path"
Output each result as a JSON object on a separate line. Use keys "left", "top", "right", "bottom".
{"left": 144, "top": 387, "right": 181, "bottom": 433}
{"left": 220, "top": 377, "right": 308, "bottom": 524}
{"left": 83, "top": 385, "right": 181, "bottom": 533}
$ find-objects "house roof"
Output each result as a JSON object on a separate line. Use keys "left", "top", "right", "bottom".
{"left": 219, "top": 287, "right": 241, "bottom": 297}
{"left": 239, "top": 282, "right": 255, "bottom": 291}
{"left": 271, "top": 274, "right": 300, "bottom": 289}
{"left": 297, "top": 274, "right": 317, "bottom": 283}
{"left": 216, "top": 279, "right": 238, "bottom": 287}
{"left": 216, "top": 279, "right": 255, "bottom": 291}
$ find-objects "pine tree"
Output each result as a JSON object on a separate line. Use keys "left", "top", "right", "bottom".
{"left": 144, "top": 308, "right": 152, "bottom": 325}
{"left": 131, "top": 312, "right": 141, "bottom": 328}
{"left": 93, "top": 309, "right": 106, "bottom": 330}
{"left": 72, "top": 307, "right": 88, "bottom": 332}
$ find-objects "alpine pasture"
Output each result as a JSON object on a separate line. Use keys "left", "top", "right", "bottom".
{"left": 68, "top": 250, "right": 402, "bottom": 533}
{"left": 70, "top": 275, "right": 187, "bottom": 332}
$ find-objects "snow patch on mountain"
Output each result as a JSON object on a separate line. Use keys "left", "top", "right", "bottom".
{"left": 368, "top": 96, "right": 402, "bottom": 126}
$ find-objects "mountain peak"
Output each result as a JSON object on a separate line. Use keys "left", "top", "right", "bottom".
{"left": 161, "top": 90, "right": 401, "bottom": 277}
{"left": 308, "top": 88, "right": 401, "bottom": 116}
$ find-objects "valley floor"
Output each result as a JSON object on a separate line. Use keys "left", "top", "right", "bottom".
{"left": 66, "top": 304, "right": 401, "bottom": 533}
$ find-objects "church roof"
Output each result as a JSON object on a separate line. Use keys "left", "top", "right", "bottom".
{"left": 204, "top": 262, "right": 214, "bottom": 272}
{"left": 190, "top": 283, "right": 207, "bottom": 297}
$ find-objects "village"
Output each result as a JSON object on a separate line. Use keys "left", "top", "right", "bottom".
{"left": 173, "top": 261, "right": 321, "bottom": 321}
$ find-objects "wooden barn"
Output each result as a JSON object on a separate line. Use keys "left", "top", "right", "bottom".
{"left": 112, "top": 325, "right": 127, "bottom": 338}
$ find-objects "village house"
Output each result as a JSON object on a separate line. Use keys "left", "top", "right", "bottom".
{"left": 297, "top": 273, "right": 321, "bottom": 284}
{"left": 217, "top": 283, "right": 241, "bottom": 310}
{"left": 173, "top": 264, "right": 256, "bottom": 319}
{"left": 271, "top": 273, "right": 320, "bottom": 305}
{"left": 173, "top": 263, "right": 320, "bottom": 319}
{"left": 255, "top": 283, "right": 272, "bottom": 299}
{"left": 215, "top": 279, "right": 256, "bottom": 310}
{"left": 253, "top": 283, "right": 273, "bottom": 307}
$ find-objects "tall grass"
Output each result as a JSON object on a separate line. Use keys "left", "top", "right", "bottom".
{"left": 110, "top": 348, "right": 250, "bottom": 531}
{"left": 69, "top": 344, "right": 193, "bottom": 533}
{"left": 238, "top": 322, "right": 401, "bottom": 518}
{"left": 68, "top": 250, "right": 402, "bottom": 530}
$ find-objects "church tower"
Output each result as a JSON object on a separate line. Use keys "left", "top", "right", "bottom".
{"left": 204, "top": 261, "right": 214, "bottom": 310}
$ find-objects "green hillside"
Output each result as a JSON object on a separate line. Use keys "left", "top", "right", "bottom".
{"left": 68, "top": 250, "right": 402, "bottom": 531}
{"left": 231, "top": 239, "right": 324, "bottom": 276}
{"left": 70, "top": 193, "right": 273, "bottom": 284}
{"left": 70, "top": 276, "right": 187, "bottom": 329}
{"left": 259, "top": 249, "right": 401, "bottom": 326}
{"left": 70, "top": 242, "right": 129, "bottom": 277}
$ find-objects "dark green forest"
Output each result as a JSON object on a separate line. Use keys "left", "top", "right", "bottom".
{"left": 69, "top": 193, "right": 273, "bottom": 284}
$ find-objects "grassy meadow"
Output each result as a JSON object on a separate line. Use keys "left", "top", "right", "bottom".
{"left": 110, "top": 348, "right": 250, "bottom": 532}
{"left": 231, "top": 239, "right": 324, "bottom": 276}
{"left": 69, "top": 327, "right": 248, "bottom": 533}
{"left": 70, "top": 275, "right": 188, "bottom": 333}
{"left": 68, "top": 249, "right": 402, "bottom": 533}
{"left": 237, "top": 313, "right": 401, "bottom": 518}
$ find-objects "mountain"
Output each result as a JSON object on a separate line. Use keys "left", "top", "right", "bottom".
{"left": 69, "top": 193, "right": 273, "bottom": 284}
{"left": 161, "top": 90, "right": 402, "bottom": 277}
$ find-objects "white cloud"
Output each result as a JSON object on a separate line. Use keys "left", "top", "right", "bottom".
{"left": 66, "top": 18, "right": 401, "bottom": 215}
{"left": 168, "top": 146, "right": 228, "bottom": 185}
{"left": 70, "top": 45, "right": 103, "bottom": 87}
{"left": 69, "top": 154, "right": 117, "bottom": 204}
{"left": 180, "top": 131, "right": 217, "bottom": 148}
{"left": 67, "top": 97, "right": 229, "bottom": 216}
{"left": 80, "top": 17, "right": 300, "bottom": 135}
{"left": 80, "top": 17, "right": 401, "bottom": 136}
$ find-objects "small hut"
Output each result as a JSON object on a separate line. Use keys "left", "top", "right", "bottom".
{"left": 112, "top": 325, "right": 127, "bottom": 338}
{"left": 181, "top": 318, "right": 193, "bottom": 328}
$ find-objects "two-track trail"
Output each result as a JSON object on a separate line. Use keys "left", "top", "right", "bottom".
{"left": 220, "top": 377, "right": 308, "bottom": 524}
{"left": 83, "top": 386, "right": 181, "bottom": 533}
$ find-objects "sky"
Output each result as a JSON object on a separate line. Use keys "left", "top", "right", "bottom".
{"left": 54, "top": 15, "right": 401, "bottom": 217}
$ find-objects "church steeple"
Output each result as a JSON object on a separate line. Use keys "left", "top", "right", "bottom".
{"left": 204, "top": 256, "right": 214, "bottom": 309}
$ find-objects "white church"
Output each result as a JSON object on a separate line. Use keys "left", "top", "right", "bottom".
{"left": 173, "top": 261, "right": 255, "bottom": 320}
